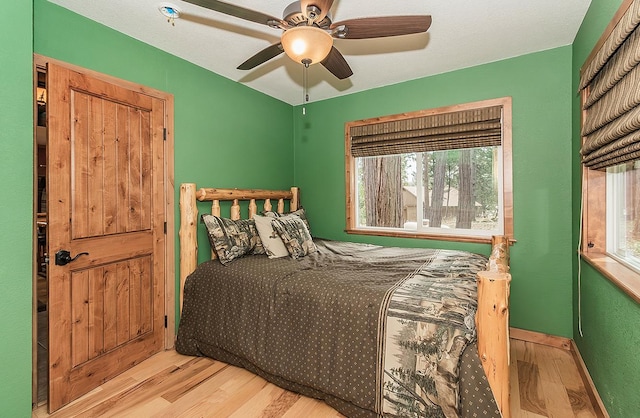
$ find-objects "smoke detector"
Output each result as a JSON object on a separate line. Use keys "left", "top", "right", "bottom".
{"left": 158, "top": 3, "right": 181, "bottom": 25}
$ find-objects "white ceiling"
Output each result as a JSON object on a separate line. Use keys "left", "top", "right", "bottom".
{"left": 48, "top": 0, "right": 592, "bottom": 105}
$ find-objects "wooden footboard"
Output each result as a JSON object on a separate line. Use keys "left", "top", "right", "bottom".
{"left": 178, "top": 183, "right": 511, "bottom": 417}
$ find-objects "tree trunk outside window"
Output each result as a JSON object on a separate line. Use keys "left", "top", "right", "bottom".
{"left": 430, "top": 153, "right": 447, "bottom": 227}
{"left": 457, "top": 149, "right": 475, "bottom": 229}
{"left": 363, "top": 156, "right": 403, "bottom": 228}
{"left": 422, "top": 153, "right": 431, "bottom": 222}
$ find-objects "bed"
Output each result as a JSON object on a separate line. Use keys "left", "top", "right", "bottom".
{"left": 176, "top": 184, "right": 511, "bottom": 418}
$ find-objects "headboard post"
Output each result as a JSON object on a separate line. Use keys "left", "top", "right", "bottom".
{"left": 211, "top": 200, "right": 220, "bottom": 216}
{"left": 291, "top": 187, "right": 299, "bottom": 211}
{"left": 231, "top": 199, "right": 241, "bottom": 220}
{"left": 210, "top": 200, "right": 220, "bottom": 259}
{"left": 179, "top": 183, "right": 198, "bottom": 313}
{"left": 249, "top": 199, "right": 257, "bottom": 218}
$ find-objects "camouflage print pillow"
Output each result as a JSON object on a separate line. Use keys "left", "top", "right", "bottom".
{"left": 201, "top": 215, "right": 265, "bottom": 265}
{"left": 262, "top": 208, "right": 312, "bottom": 237}
{"left": 271, "top": 216, "right": 317, "bottom": 259}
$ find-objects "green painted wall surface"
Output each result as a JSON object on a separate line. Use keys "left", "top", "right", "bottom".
{"left": 0, "top": 2, "right": 34, "bottom": 417}
{"left": 576, "top": 264, "right": 640, "bottom": 416}
{"left": 293, "top": 47, "right": 574, "bottom": 338}
{"left": 572, "top": 0, "right": 640, "bottom": 416}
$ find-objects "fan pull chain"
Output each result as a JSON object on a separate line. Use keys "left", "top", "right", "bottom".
{"left": 302, "top": 59, "right": 311, "bottom": 115}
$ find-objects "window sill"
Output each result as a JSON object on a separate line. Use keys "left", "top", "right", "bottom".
{"left": 345, "top": 228, "right": 496, "bottom": 245}
{"left": 581, "top": 252, "right": 640, "bottom": 304}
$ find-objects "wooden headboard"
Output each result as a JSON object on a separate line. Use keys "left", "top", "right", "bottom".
{"left": 177, "top": 183, "right": 511, "bottom": 417}
{"left": 179, "top": 183, "right": 300, "bottom": 308}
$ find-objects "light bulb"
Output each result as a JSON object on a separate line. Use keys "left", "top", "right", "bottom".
{"left": 281, "top": 26, "right": 333, "bottom": 65}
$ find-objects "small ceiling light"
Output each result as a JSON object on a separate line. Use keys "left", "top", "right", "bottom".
{"left": 158, "top": 3, "right": 181, "bottom": 25}
{"left": 281, "top": 26, "right": 333, "bottom": 65}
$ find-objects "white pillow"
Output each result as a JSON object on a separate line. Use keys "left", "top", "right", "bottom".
{"left": 253, "top": 214, "right": 289, "bottom": 258}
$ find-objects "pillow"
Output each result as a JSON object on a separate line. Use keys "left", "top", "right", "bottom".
{"left": 271, "top": 216, "right": 317, "bottom": 259}
{"left": 201, "top": 215, "right": 264, "bottom": 265}
{"left": 253, "top": 214, "right": 290, "bottom": 259}
{"left": 262, "top": 208, "right": 312, "bottom": 236}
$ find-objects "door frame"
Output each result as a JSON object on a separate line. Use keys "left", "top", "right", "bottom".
{"left": 32, "top": 54, "right": 176, "bottom": 407}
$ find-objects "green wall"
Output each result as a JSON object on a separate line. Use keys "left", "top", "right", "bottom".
{"left": 572, "top": 0, "right": 640, "bottom": 416}
{"left": 293, "top": 47, "right": 575, "bottom": 338}
{"left": 0, "top": 2, "right": 34, "bottom": 416}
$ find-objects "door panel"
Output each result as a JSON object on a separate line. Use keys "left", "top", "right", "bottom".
{"left": 69, "top": 256, "right": 153, "bottom": 368}
{"left": 70, "top": 93, "right": 153, "bottom": 239}
{"left": 47, "top": 62, "right": 166, "bottom": 412}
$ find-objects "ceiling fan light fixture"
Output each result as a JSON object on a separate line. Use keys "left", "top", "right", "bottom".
{"left": 281, "top": 26, "right": 333, "bottom": 65}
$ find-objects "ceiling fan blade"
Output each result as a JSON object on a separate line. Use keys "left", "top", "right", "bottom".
{"left": 321, "top": 47, "right": 353, "bottom": 80}
{"left": 183, "top": 0, "right": 287, "bottom": 28}
{"left": 237, "top": 43, "right": 285, "bottom": 70}
{"left": 331, "top": 16, "right": 432, "bottom": 39}
{"left": 300, "top": 0, "right": 334, "bottom": 23}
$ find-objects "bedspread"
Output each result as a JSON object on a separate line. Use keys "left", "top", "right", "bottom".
{"left": 176, "top": 239, "right": 498, "bottom": 418}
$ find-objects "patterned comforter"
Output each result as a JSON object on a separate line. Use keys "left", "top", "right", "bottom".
{"left": 176, "top": 239, "right": 499, "bottom": 418}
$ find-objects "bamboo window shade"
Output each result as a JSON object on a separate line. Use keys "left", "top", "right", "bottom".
{"left": 349, "top": 105, "right": 503, "bottom": 158}
{"left": 579, "top": 0, "right": 640, "bottom": 170}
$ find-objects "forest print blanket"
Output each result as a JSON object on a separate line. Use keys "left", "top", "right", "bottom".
{"left": 176, "top": 239, "right": 491, "bottom": 418}
{"left": 379, "top": 252, "right": 485, "bottom": 418}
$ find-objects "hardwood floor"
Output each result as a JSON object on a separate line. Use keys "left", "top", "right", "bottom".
{"left": 33, "top": 338, "right": 605, "bottom": 418}
{"left": 510, "top": 339, "right": 604, "bottom": 418}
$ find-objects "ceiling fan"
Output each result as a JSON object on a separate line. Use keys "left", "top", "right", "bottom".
{"left": 182, "top": 0, "right": 432, "bottom": 80}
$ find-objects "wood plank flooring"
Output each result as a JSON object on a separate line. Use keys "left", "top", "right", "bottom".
{"left": 510, "top": 339, "right": 603, "bottom": 417}
{"left": 33, "top": 339, "right": 604, "bottom": 418}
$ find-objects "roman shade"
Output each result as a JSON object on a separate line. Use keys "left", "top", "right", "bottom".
{"left": 349, "top": 105, "right": 503, "bottom": 158}
{"left": 580, "top": 0, "right": 640, "bottom": 170}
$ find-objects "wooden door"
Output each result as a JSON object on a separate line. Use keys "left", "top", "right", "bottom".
{"left": 47, "top": 62, "right": 166, "bottom": 412}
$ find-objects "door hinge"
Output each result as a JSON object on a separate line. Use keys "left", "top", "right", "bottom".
{"left": 164, "top": 315, "right": 168, "bottom": 328}
{"left": 163, "top": 128, "right": 167, "bottom": 141}
{"left": 164, "top": 221, "right": 167, "bottom": 234}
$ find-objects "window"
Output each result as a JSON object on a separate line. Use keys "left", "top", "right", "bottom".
{"left": 579, "top": 0, "right": 640, "bottom": 301}
{"left": 606, "top": 161, "right": 640, "bottom": 272}
{"left": 345, "top": 98, "right": 513, "bottom": 243}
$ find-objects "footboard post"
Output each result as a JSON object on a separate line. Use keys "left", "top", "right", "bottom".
{"left": 179, "top": 183, "right": 198, "bottom": 314}
{"left": 477, "top": 234, "right": 512, "bottom": 418}
{"left": 477, "top": 271, "right": 511, "bottom": 418}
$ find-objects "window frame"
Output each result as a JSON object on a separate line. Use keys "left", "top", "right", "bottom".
{"left": 581, "top": 167, "right": 640, "bottom": 304}
{"left": 344, "top": 97, "right": 514, "bottom": 244}
{"left": 582, "top": 163, "right": 640, "bottom": 304}
{"left": 606, "top": 163, "right": 640, "bottom": 272}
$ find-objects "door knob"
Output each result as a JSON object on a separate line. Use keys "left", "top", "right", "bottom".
{"left": 55, "top": 250, "right": 89, "bottom": 266}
